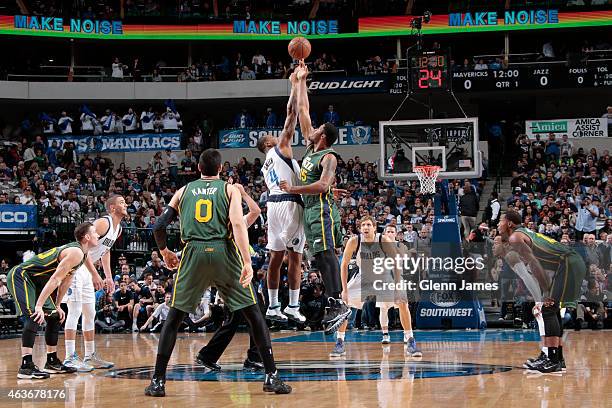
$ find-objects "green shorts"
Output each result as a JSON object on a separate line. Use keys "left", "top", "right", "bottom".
{"left": 7, "top": 267, "right": 56, "bottom": 317}
{"left": 304, "top": 201, "right": 343, "bottom": 255}
{"left": 550, "top": 254, "right": 586, "bottom": 303}
{"left": 171, "top": 240, "right": 257, "bottom": 313}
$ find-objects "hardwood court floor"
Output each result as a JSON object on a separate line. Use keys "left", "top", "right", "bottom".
{"left": 0, "top": 329, "right": 609, "bottom": 408}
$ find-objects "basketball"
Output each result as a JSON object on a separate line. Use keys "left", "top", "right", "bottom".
{"left": 288, "top": 36, "right": 311, "bottom": 60}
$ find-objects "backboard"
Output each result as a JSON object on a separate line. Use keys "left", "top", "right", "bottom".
{"left": 379, "top": 117, "right": 482, "bottom": 180}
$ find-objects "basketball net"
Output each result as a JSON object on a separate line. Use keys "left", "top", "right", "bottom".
{"left": 414, "top": 165, "right": 440, "bottom": 194}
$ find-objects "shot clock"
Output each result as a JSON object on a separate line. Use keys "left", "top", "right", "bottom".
{"left": 409, "top": 50, "right": 450, "bottom": 91}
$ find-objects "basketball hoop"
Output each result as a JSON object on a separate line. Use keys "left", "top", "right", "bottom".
{"left": 414, "top": 165, "right": 440, "bottom": 194}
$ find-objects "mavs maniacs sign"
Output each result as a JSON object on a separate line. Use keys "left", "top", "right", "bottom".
{"left": 218, "top": 126, "right": 371, "bottom": 149}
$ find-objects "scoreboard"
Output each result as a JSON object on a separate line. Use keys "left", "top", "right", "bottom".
{"left": 390, "top": 60, "right": 611, "bottom": 94}
{"left": 452, "top": 61, "right": 612, "bottom": 91}
{"left": 409, "top": 50, "right": 450, "bottom": 91}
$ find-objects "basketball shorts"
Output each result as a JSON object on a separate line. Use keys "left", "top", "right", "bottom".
{"left": 549, "top": 254, "right": 586, "bottom": 303}
{"left": 62, "top": 264, "right": 95, "bottom": 304}
{"left": 266, "top": 198, "right": 305, "bottom": 254}
{"left": 171, "top": 240, "right": 257, "bottom": 314}
{"left": 7, "top": 266, "right": 56, "bottom": 317}
{"left": 346, "top": 272, "right": 399, "bottom": 309}
{"left": 303, "top": 200, "right": 343, "bottom": 255}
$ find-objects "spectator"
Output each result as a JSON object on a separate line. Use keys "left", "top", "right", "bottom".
{"left": 122, "top": 108, "right": 138, "bottom": 133}
{"left": 80, "top": 109, "right": 97, "bottom": 135}
{"left": 130, "top": 276, "right": 154, "bottom": 332}
{"left": 140, "top": 292, "right": 172, "bottom": 332}
{"left": 484, "top": 191, "right": 501, "bottom": 227}
{"left": 240, "top": 65, "right": 256, "bottom": 80}
{"left": 164, "top": 149, "right": 178, "bottom": 182}
{"left": 113, "top": 281, "right": 134, "bottom": 330}
{"left": 95, "top": 303, "right": 126, "bottom": 333}
{"left": 142, "top": 257, "right": 169, "bottom": 281}
{"left": 200, "top": 62, "right": 215, "bottom": 81}
{"left": 101, "top": 110, "right": 123, "bottom": 134}
{"left": 234, "top": 108, "right": 254, "bottom": 128}
{"left": 474, "top": 59, "right": 488, "bottom": 70}
{"left": 141, "top": 107, "right": 155, "bottom": 132}
{"left": 459, "top": 185, "right": 479, "bottom": 238}
{"left": 264, "top": 108, "right": 277, "bottom": 127}
{"left": 151, "top": 68, "right": 162, "bottom": 82}
{"left": 323, "top": 104, "right": 340, "bottom": 126}
{"left": 57, "top": 111, "right": 74, "bottom": 134}
{"left": 252, "top": 50, "right": 266, "bottom": 73}
{"left": 576, "top": 279, "right": 607, "bottom": 330}
{"left": 545, "top": 133, "right": 560, "bottom": 161}
{"left": 161, "top": 108, "right": 180, "bottom": 131}
{"left": 111, "top": 57, "right": 125, "bottom": 80}
{"left": 131, "top": 58, "right": 142, "bottom": 81}
{"left": 559, "top": 134, "right": 573, "bottom": 158}
{"left": 575, "top": 196, "right": 599, "bottom": 239}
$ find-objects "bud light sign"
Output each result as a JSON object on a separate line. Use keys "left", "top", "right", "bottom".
{"left": 218, "top": 129, "right": 249, "bottom": 148}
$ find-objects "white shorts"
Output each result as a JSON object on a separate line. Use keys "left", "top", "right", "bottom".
{"left": 62, "top": 264, "right": 95, "bottom": 304}
{"left": 266, "top": 200, "right": 305, "bottom": 254}
{"left": 346, "top": 272, "right": 398, "bottom": 309}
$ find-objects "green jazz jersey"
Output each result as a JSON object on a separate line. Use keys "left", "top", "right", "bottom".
{"left": 179, "top": 178, "right": 230, "bottom": 242}
{"left": 515, "top": 227, "right": 576, "bottom": 266}
{"left": 18, "top": 242, "right": 85, "bottom": 279}
{"left": 299, "top": 145, "right": 337, "bottom": 208}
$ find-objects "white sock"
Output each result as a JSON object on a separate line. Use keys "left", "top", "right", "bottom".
{"left": 542, "top": 346, "right": 548, "bottom": 355}
{"left": 84, "top": 341, "right": 95, "bottom": 358}
{"left": 288, "top": 289, "right": 300, "bottom": 307}
{"left": 337, "top": 331, "right": 345, "bottom": 341}
{"left": 404, "top": 329, "right": 414, "bottom": 339}
{"left": 268, "top": 289, "right": 279, "bottom": 307}
{"left": 65, "top": 340, "right": 76, "bottom": 360}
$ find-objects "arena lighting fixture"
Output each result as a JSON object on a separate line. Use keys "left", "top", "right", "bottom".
{"left": 48, "top": 58, "right": 54, "bottom": 62}
{"left": 410, "top": 10, "right": 432, "bottom": 31}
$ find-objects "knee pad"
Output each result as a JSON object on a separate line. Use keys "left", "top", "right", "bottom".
{"left": 81, "top": 303, "right": 96, "bottom": 332}
{"left": 45, "top": 312, "right": 61, "bottom": 346}
{"left": 22, "top": 317, "right": 40, "bottom": 348}
{"left": 542, "top": 306, "right": 561, "bottom": 337}
{"left": 65, "top": 301, "right": 83, "bottom": 331}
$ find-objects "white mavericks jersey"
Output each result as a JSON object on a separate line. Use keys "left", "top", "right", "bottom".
{"left": 88, "top": 215, "right": 122, "bottom": 263}
{"left": 262, "top": 146, "right": 300, "bottom": 195}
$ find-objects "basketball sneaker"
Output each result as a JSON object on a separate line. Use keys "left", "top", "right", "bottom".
{"left": 406, "top": 337, "right": 422, "bottom": 357}
{"left": 529, "top": 357, "right": 561, "bottom": 374}
{"left": 283, "top": 305, "right": 306, "bottom": 323}
{"left": 83, "top": 353, "right": 114, "bottom": 369}
{"left": 263, "top": 371, "right": 292, "bottom": 394}
{"left": 44, "top": 355, "right": 77, "bottom": 374}
{"left": 523, "top": 351, "right": 546, "bottom": 369}
{"left": 144, "top": 376, "right": 166, "bottom": 397}
{"left": 266, "top": 305, "right": 288, "bottom": 323}
{"left": 18, "top": 363, "right": 50, "bottom": 379}
{"left": 381, "top": 333, "right": 391, "bottom": 344}
{"left": 63, "top": 352, "right": 94, "bottom": 373}
{"left": 329, "top": 339, "right": 346, "bottom": 357}
{"left": 323, "top": 298, "right": 351, "bottom": 335}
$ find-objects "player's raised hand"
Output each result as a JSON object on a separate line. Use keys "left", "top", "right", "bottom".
{"left": 239, "top": 263, "right": 254, "bottom": 288}
{"left": 297, "top": 61, "right": 308, "bottom": 81}
{"left": 160, "top": 248, "right": 179, "bottom": 270}
{"left": 289, "top": 71, "right": 298, "bottom": 84}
